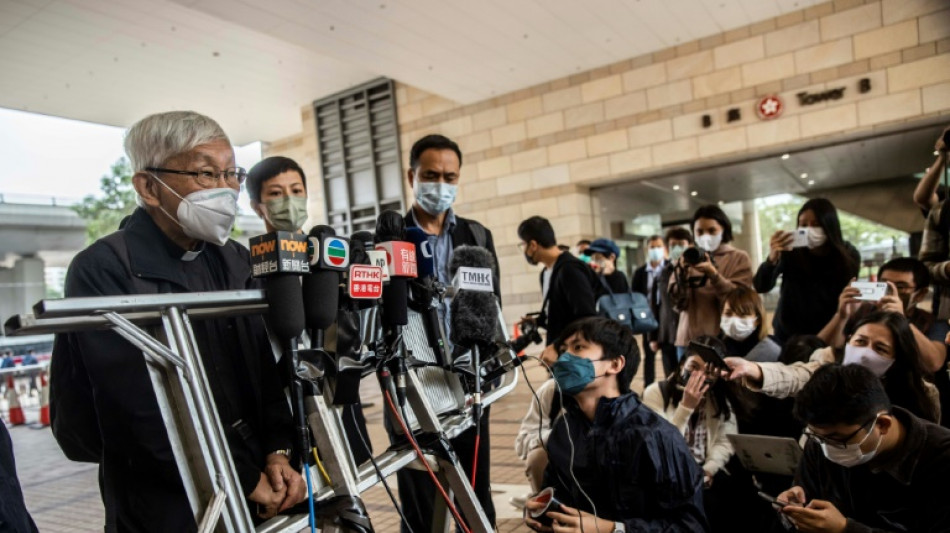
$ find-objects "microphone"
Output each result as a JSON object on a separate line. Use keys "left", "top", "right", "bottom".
{"left": 250, "top": 231, "right": 311, "bottom": 276}
{"left": 264, "top": 273, "right": 306, "bottom": 341}
{"left": 302, "top": 225, "right": 344, "bottom": 334}
{"left": 447, "top": 245, "right": 496, "bottom": 297}
{"left": 405, "top": 226, "right": 450, "bottom": 365}
{"left": 374, "top": 211, "right": 417, "bottom": 330}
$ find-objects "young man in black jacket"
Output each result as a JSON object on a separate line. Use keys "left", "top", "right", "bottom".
{"left": 779, "top": 364, "right": 950, "bottom": 532}
{"left": 524, "top": 317, "right": 708, "bottom": 532}
{"left": 518, "top": 216, "right": 600, "bottom": 365}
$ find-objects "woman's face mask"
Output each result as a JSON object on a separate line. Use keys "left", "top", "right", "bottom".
{"left": 720, "top": 315, "right": 758, "bottom": 341}
{"left": 262, "top": 195, "right": 308, "bottom": 232}
{"left": 842, "top": 343, "right": 894, "bottom": 378}
{"left": 801, "top": 226, "right": 827, "bottom": 249}
{"left": 695, "top": 233, "right": 722, "bottom": 253}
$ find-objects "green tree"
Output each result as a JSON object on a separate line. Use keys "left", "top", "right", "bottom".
{"left": 73, "top": 158, "right": 137, "bottom": 243}
{"left": 756, "top": 194, "right": 906, "bottom": 256}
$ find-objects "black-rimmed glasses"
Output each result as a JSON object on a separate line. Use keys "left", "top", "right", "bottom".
{"left": 146, "top": 166, "right": 247, "bottom": 187}
{"left": 804, "top": 413, "right": 880, "bottom": 449}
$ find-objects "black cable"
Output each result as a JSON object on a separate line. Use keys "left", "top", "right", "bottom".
{"left": 520, "top": 356, "right": 594, "bottom": 533}
{"left": 349, "top": 408, "right": 416, "bottom": 533}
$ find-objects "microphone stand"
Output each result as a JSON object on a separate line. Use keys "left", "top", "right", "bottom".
{"left": 285, "top": 336, "right": 318, "bottom": 533}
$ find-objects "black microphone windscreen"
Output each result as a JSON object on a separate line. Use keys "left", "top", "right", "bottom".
{"left": 302, "top": 270, "right": 339, "bottom": 331}
{"left": 350, "top": 230, "right": 374, "bottom": 250}
{"left": 309, "top": 225, "right": 336, "bottom": 239}
{"left": 348, "top": 236, "right": 370, "bottom": 266}
{"left": 375, "top": 210, "right": 406, "bottom": 243}
{"left": 382, "top": 278, "right": 408, "bottom": 327}
{"left": 449, "top": 290, "right": 497, "bottom": 347}
{"left": 449, "top": 245, "right": 495, "bottom": 279}
{"left": 265, "top": 274, "right": 306, "bottom": 340}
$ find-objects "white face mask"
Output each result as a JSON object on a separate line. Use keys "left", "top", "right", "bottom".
{"left": 153, "top": 176, "right": 239, "bottom": 246}
{"left": 695, "top": 233, "right": 722, "bottom": 253}
{"left": 647, "top": 247, "right": 665, "bottom": 264}
{"left": 819, "top": 415, "right": 883, "bottom": 467}
{"left": 842, "top": 343, "right": 894, "bottom": 378}
{"left": 669, "top": 245, "right": 685, "bottom": 262}
{"left": 802, "top": 226, "right": 827, "bottom": 249}
{"left": 720, "top": 316, "right": 758, "bottom": 341}
{"left": 413, "top": 181, "right": 457, "bottom": 215}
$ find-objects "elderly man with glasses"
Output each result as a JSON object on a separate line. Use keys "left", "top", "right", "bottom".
{"left": 776, "top": 364, "right": 950, "bottom": 533}
{"left": 50, "top": 111, "right": 305, "bottom": 532}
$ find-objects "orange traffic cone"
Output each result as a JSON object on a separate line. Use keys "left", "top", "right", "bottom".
{"left": 6, "top": 375, "right": 25, "bottom": 426}
{"left": 37, "top": 370, "right": 50, "bottom": 427}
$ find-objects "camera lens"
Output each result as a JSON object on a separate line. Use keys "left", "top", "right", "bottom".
{"left": 682, "top": 247, "right": 704, "bottom": 265}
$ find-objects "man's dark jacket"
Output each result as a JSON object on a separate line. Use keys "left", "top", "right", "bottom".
{"left": 796, "top": 406, "right": 950, "bottom": 532}
{"left": 401, "top": 209, "right": 499, "bottom": 530}
{"left": 50, "top": 208, "right": 293, "bottom": 532}
{"left": 544, "top": 392, "right": 709, "bottom": 532}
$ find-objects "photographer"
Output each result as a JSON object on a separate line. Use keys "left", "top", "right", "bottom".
{"left": 671, "top": 205, "right": 753, "bottom": 359}
{"left": 585, "top": 238, "right": 629, "bottom": 293}
{"left": 753, "top": 198, "right": 859, "bottom": 346}
{"left": 524, "top": 317, "right": 708, "bottom": 532}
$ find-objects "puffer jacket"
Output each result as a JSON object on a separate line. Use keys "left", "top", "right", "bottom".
{"left": 543, "top": 392, "right": 709, "bottom": 532}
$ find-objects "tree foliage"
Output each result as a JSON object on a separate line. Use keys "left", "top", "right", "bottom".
{"left": 72, "top": 158, "right": 137, "bottom": 243}
{"left": 755, "top": 195, "right": 906, "bottom": 258}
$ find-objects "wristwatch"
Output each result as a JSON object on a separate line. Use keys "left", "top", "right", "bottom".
{"left": 612, "top": 522, "right": 626, "bottom": 533}
{"left": 269, "top": 448, "right": 292, "bottom": 459}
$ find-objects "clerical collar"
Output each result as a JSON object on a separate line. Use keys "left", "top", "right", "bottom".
{"left": 181, "top": 242, "right": 206, "bottom": 262}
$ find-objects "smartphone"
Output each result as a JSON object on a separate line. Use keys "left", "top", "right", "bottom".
{"left": 851, "top": 281, "right": 888, "bottom": 301}
{"left": 789, "top": 228, "right": 809, "bottom": 248}
{"left": 757, "top": 491, "right": 792, "bottom": 509}
{"left": 685, "top": 341, "right": 729, "bottom": 373}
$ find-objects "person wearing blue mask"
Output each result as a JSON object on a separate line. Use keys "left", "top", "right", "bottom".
{"left": 524, "top": 317, "right": 708, "bottom": 532}
{"left": 777, "top": 364, "right": 950, "bottom": 533}
{"left": 401, "top": 134, "right": 500, "bottom": 532}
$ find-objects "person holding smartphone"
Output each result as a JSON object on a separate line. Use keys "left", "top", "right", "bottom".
{"left": 642, "top": 336, "right": 757, "bottom": 532}
{"left": 775, "top": 364, "right": 950, "bottom": 533}
{"left": 753, "top": 198, "right": 860, "bottom": 347}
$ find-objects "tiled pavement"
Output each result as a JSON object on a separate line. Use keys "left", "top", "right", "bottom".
{"left": 9, "top": 347, "right": 653, "bottom": 532}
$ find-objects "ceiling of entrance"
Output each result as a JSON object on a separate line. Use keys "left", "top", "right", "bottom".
{"left": 594, "top": 122, "right": 946, "bottom": 230}
{"left": 0, "top": 0, "right": 824, "bottom": 144}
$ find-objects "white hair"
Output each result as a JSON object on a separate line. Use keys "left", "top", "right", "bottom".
{"left": 125, "top": 111, "right": 230, "bottom": 207}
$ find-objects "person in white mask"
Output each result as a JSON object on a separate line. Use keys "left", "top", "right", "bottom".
{"left": 723, "top": 311, "right": 940, "bottom": 424}
{"left": 246, "top": 156, "right": 309, "bottom": 233}
{"left": 671, "top": 205, "right": 753, "bottom": 360}
{"left": 718, "top": 285, "right": 784, "bottom": 362}
{"left": 776, "top": 364, "right": 950, "bottom": 533}
{"left": 51, "top": 111, "right": 305, "bottom": 531}
{"left": 754, "top": 199, "right": 860, "bottom": 348}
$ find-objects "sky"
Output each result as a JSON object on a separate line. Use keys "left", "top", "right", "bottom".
{"left": 0, "top": 107, "right": 262, "bottom": 212}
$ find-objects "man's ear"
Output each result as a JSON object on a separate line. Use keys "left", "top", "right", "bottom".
{"left": 877, "top": 413, "right": 894, "bottom": 436}
{"left": 406, "top": 167, "right": 416, "bottom": 189}
{"left": 132, "top": 171, "right": 161, "bottom": 207}
{"left": 610, "top": 355, "right": 626, "bottom": 376}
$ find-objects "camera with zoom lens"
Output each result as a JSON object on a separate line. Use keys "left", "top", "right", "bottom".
{"left": 681, "top": 246, "right": 708, "bottom": 266}
{"left": 510, "top": 317, "right": 544, "bottom": 353}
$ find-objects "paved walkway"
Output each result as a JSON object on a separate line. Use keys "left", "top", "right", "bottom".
{"left": 8, "top": 351, "right": 654, "bottom": 532}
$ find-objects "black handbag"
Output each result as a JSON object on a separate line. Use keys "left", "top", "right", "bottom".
{"left": 595, "top": 276, "right": 659, "bottom": 334}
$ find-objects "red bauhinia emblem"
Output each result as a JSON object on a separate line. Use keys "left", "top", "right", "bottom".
{"left": 756, "top": 95, "right": 783, "bottom": 120}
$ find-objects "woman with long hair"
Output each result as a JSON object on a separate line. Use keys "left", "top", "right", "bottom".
{"left": 754, "top": 198, "right": 860, "bottom": 345}
{"left": 643, "top": 336, "right": 755, "bottom": 531}
{"left": 725, "top": 311, "right": 940, "bottom": 423}
{"left": 671, "top": 205, "right": 753, "bottom": 359}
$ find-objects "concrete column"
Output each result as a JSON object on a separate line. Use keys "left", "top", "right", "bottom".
{"left": 0, "top": 256, "right": 45, "bottom": 326}
{"left": 734, "top": 200, "right": 763, "bottom": 267}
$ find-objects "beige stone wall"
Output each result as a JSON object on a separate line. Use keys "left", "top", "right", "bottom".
{"left": 267, "top": 0, "right": 950, "bottom": 326}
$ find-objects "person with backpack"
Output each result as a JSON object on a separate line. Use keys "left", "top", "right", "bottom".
{"left": 584, "top": 238, "right": 629, "bottom": 293}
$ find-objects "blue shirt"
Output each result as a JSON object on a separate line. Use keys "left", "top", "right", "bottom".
{"left": 411, "top": 208, "right": 457, "bottom": 341}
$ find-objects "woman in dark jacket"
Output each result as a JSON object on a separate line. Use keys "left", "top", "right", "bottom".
{"left": 753, "top": 198, "right": 860, "bottom": 346}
